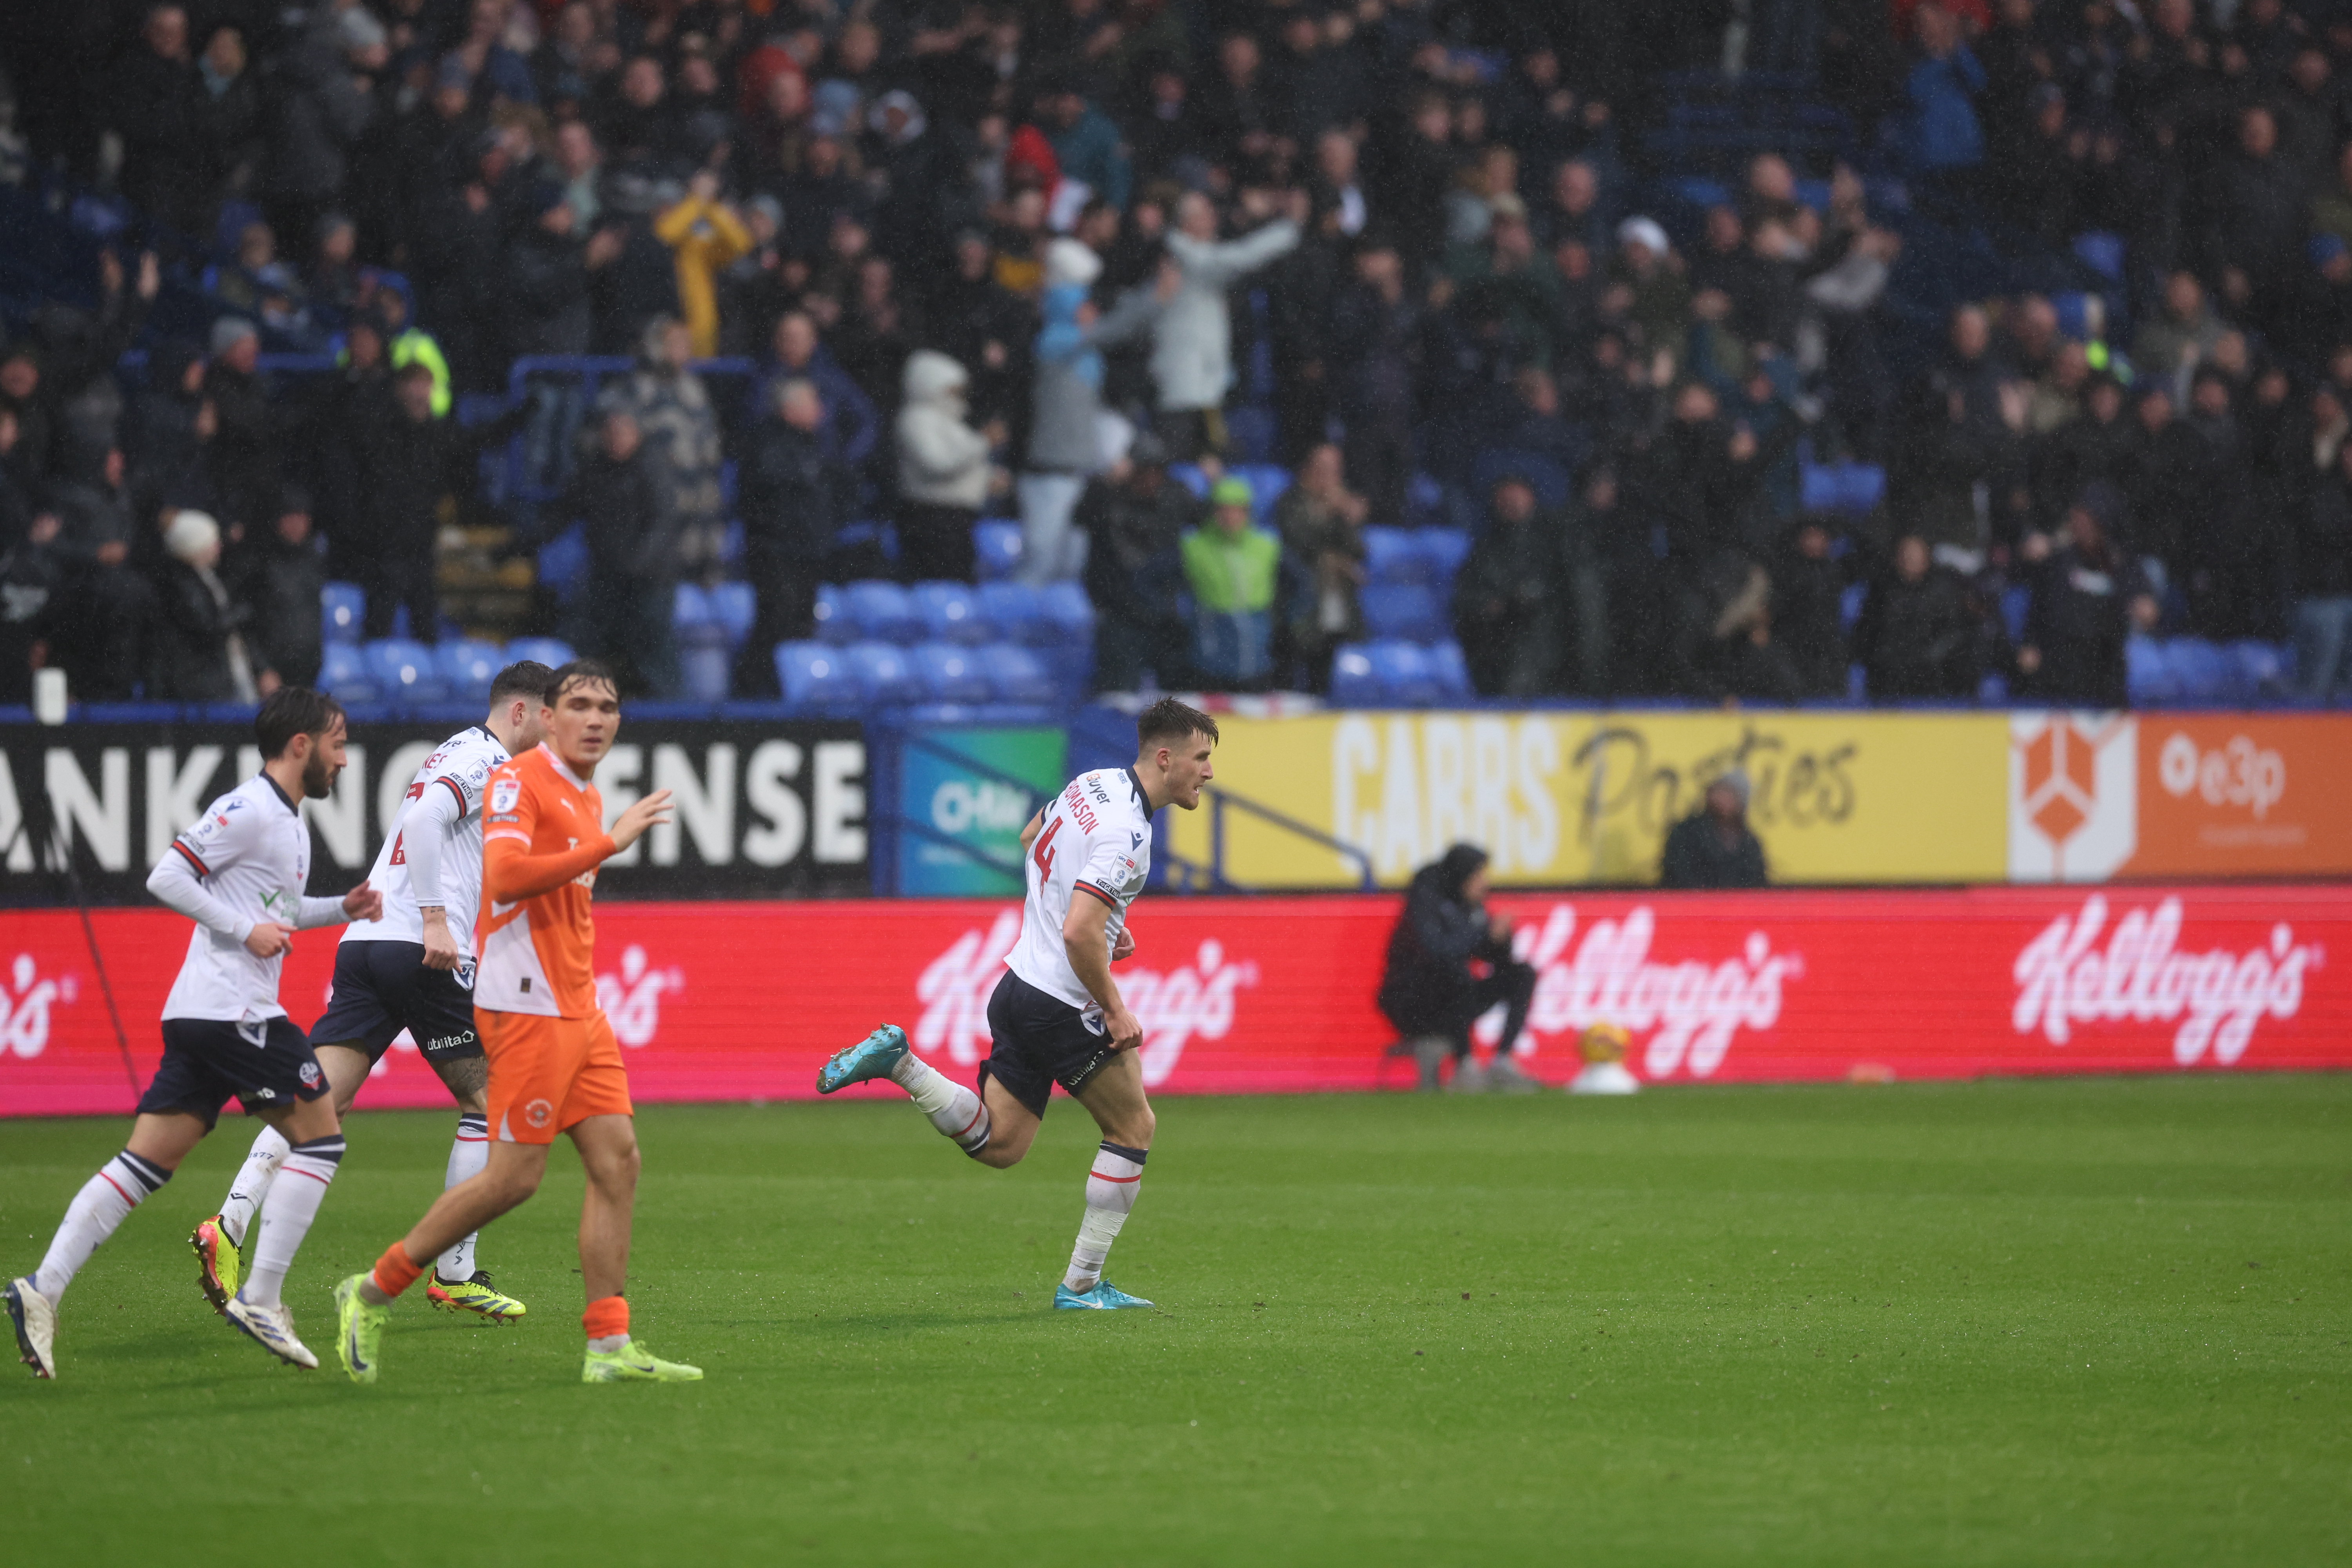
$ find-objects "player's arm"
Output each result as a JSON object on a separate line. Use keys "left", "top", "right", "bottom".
{"left": 1061, "top": 894, "right": 1142, "bottom": 1052}
{"left": 1019, "top": 809, "right": 1043, "bottom": 854}
{"left": 297, "top": 884, "right": 379, "bottom": 928}
{"left": 147, "top": 831, "right": 270, "bottom": 952}
{"left": 482, "top": 788, "right": 673, "bottom": 902}
{"left": 405, "top": 775, "right": 467, "bottom": 969}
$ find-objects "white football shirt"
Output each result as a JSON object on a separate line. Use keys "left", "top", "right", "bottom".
{"left": 152, "top": 774, "right": 348, "bottom": 1023}
{"left": 1004, "top": 767, "right": 1154, "bottom": 1013}
{"left": 344, "top": 724, "right": 509, "bottom": 952}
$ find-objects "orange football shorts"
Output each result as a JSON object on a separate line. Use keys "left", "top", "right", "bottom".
{"left": 478, "top": 1007, "right": 633, "bottom": 1144}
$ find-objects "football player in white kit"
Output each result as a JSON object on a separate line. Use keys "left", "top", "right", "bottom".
{"left": 7, "top": 689, "right": 383, "bottom": 1377}
{"left": 818, "top": 698, "right": 1218, "bottom": 1310}
{"left": 191, "top": 662, "right": 554, "bottom": 1324}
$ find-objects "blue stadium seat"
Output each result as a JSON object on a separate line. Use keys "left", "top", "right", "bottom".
{"left": 973, "top": 519, "right": 1025, "bottom": 581}
{"left": 911, "top": 580, "right": 989, "bottom": 644}
{"left": 672, "top": 583, "right": 720, "bottom": 646}
{"left": 1232, "top": 464, "right": 1291, "bottom": 523}
{"left": 1800, "top": 463, "right": 1841, "bottom": 512}
{"left": 506, "top": 636, "right": 576, "bottom": 670}
{"left": 1416, "top": 529, "right": 1471, "bottom": 597}
{"left": 977, "top": 642, "right": 1057, "bottom": 703}
{"left": 976, "top": 581, "right": 1047, "bottom": 644}
{"left": 1328, "top": 641, "right": 1442, "bottom": 706}
{"left": 1358, "top": 583, "right": 1445, "bottom": 643}
{"left": 2231, "top": 639, "right": 2294, "bottom": 697}
{"left": 844, "top": 641, "right": 921, "bottom": 704}
{"left": 2000, "top": 585, "right": 2031, "bottom": 644}
{"left": 1670, "top": 176, "right": 1733, "bottom": 209}
{"left": 1840, "top": 582, "right": 1867, "bottom": 632}
{"left": 322, "top": 582, "right": 365, "bottom": 644}
{"left": 537, "top": 524, "right": 589, "bottom": 607}
{"left": 1362, "top": 526, "right": 1425, "bottom": 585}
{"left": 910, "top": 641, "right": 992, "bottom": 704}
{"left": 438, "top": 641, "right": 503, "bottom": 702}
{"left": 842, "top": 580, "right": 918, "bottom": 643}
{"left": 318, "top": 642, "right": 379, "bottom": 702}
{"left": 775, "top": 641, "right": 857, "bottom": 707}
{"left": 1428, "top": 639, "right": 1474, "bottom": 701}
{"left": 2073, "top": 231, "right": 2126, "bottom": 282}
{"left": 367, "top": 639, "right": 451, "bottom": 704}
{"left": 1036, "top": 581, "right": 1097, "bottom": 648}
{"left": 2125, "top": 636, "right": 2178, "bottom": 705}
{"left": 2167, "top": 637, "right": 2246, "bottom": 704}
{"left": 813, "top": 583, "right": 852, "bottom": 644}
{"left": 1168, "top": 463, "right": 1211, "bottom": 499}
{"left": 1840, "top": 464, "right": 1886, "bottom": 512}
{"left": 1793, "top": 178, "right": 1833, "bottom": 213}
{"left": 706, "top": 581, "right": 755, "bottom": 646}
{"left": 1224, "top": 405, "right": 1276, "bottom": 464}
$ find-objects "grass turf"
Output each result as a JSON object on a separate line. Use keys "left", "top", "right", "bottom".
{"left": 2, "top": 1077, "right": 2347, "bottom": 1566}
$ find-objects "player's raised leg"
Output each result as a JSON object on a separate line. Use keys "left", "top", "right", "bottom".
{"left": 1057, "top": 1051, "right": 1156, "bottom": 1310}
{"left": 818, "top": 1025, "right": 1033, "bottom": 1162}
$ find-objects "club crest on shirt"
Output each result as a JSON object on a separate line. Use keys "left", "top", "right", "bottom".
{"left": 492, "top": 777, "right": 521, "bottom": 813}
{"left": 299, "top": 1059, "right": 323, "bottom": 1089}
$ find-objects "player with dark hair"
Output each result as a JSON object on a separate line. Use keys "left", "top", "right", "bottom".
{"left": 333, "top": 661, "right": 701, "bottom": 1383}
{"left": 8, "top": 688, "right": 383, "bottom": 1377}
{"left": 192, "top": 662, "right": 557, "bottom": 1324}
{"left": 818, "top": 696, "right": 1220, "bottom": 1310}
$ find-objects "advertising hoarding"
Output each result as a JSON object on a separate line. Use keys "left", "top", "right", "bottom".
{"left": 896, "top": 727, "right": 1067, "bottom": 896}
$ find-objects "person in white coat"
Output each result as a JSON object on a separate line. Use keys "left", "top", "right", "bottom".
{"left": 1151, "top": 188, "right": 1304, "bottom": 460}
{"left": 895, "top": 349, "right": 998, "bottom": 581}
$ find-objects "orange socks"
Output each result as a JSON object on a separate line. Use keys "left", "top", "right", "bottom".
{"left": 370, "top": 1241, "right": 426, "bottom": 1299}
{"left": 582, "top": 1295, "right": 630, "bottom": 1343}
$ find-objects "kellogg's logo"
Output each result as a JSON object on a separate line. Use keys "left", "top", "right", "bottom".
{"left": 913, "top": 911, "right": 1258, "bottom": 1086}
{"left": 1, "top": 954, "right": 74, "bottom": 1061}
{"left": 595, "top": 945, "right": 684, "bottom": 1049}
{"left": 2012, "top": 894, "right": 2323, "bottom": 1066}
{"left": 1499, "top": 904, "right": 1800, "bottom": 1080}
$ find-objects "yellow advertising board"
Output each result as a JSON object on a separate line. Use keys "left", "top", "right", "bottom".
{"left": 1171, "top": 710, "right": 2011, "bottom": 887}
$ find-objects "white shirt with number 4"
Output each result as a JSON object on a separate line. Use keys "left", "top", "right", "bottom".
{"left": 1004, "top": 767, "right": 1154, "bottom": 1014}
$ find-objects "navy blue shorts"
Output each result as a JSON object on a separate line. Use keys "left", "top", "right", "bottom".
{"left": 137, "top": 1018, "right": 328, "bottom": 1130}
{"left": 309, "top": 941, "right": 483, "bottom": 1064}
{"left": 980, "top": 969, "right": 1116, "bottom": 1119}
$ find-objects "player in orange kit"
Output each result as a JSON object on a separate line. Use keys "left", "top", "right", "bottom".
{"left": 330, "top": 661, "right": 701, "bottom": 1383}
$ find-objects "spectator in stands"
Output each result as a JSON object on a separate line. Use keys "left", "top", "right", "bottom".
{"left": 2296, "top": 436, "right": 2352, "bottom": 701}
{"left": 506, "top": 180, "right": 614, "bottom": 362}
{"left": 1903, "top": 4, "right": 1987, "bottom": 185}
{"left": 1661, "top": 771, "right": 1769, "bottom": 890}
{"left": 1856, "top": 535, "right": 1983, "bottom": 701}
{"left": 1704, "top": 560, "right": 1809, "bottom": 704}
{"left": 655, "top": 169, "right": 751, "bottom": 359}
{"left": 234, "top": 485, "right": 324, "bottom": 691}
{"left": 351, "top": 360, "right": 521, "bottom": 640}
{"left": 2016, "top": 483, "right": 2159, "bottom": 708}
{"left": 148, "top": 508, "right": 256, "bottom": 703}
{"left": 763, "top": 310, "right": 878, "bottom": 472}
{"left": 610, "top": 316, "right": 725, "bottom": 583}
{"left": 111, "top": 5, "right": 209, "bottom": 238}
{"left": 559, "top": 407, "right": 677, "bottom": 699}
{"left": 261, "top": 0, "right": 381, "bottom": 261}
{"left": 1376, "top": 843, "right": 1539, "bottom": 1094}
{"left": 1181, "top": 475, "right": 1278, "bottom": 690}
{"left": 1326, "top": 235, "right": 1420, "bottom": 527}
{"left": 2133, "top": 272, "right": 2226, "bottom": 394}
{"left": 204, "top": 316, "right": 278, "bottom": 542}
{"left": 734, "top": 379, "right": 853, "bottom": 698}
{"left": 1151, "top": 188, "right": 1301, "bottom": 461}
{"left": 1272, "top": 443, "right": 1368, "bottom": 690}
{"left": 1770, "top": 519, "right": 1858, "bottom": 699}
{"left": 1021, "top": 238, "right": 1166, "bottom": 585}
{"left": 1453, "top": 475, "right": 1563, "bottom": 698}
{"left": 1896, "top": 303, "right": 2027, "bottom": 562}
{"left": 894, "top": 350, "right": 996, "bottom": 583}
{"left": 1078, "top": 431, "right": 1192, "bottom": 693}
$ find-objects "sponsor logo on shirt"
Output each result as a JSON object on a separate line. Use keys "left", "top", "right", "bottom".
{"left": 491, "top": 777, "right": 521, "bottom": 814}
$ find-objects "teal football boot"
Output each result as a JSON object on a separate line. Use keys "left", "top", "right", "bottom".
{"left": 817, "top": 1024, "right": 909, "bottom": 1094}
{"left": 1054, "top": 1281, "right": 1154, "bottom": 1310}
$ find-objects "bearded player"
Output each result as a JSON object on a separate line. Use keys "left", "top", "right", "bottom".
{"left": 817, "top": 697, "right": 1218, "bottom": 1310}
{"left": 332, "top": 661, "right": 700, "bottom": 1383}
{"left": 192, "top": 662, "right": 553, "bottom": 1325}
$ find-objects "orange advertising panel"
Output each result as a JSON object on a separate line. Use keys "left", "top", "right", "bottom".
{"left": 2007, "top": 713, "right": 2352, "bottom": 880}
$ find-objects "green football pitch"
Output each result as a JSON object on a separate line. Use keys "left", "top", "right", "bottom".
{"left": 3, "top": 1077, "right": 2346, "bottom": 1566}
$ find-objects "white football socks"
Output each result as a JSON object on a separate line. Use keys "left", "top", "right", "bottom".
{"left": 1063, "top": 1142, "right": 1146, "bottom": 1292}
{"left": 889, "top": 1053, "right": 992, "bottom": 1156}
{"left": 31, "top": 1151, "right": 172, "bottom": 1301}
{"left": 436, "top": 1112, "right": 490, "bottom": 1281}
{"left": 219, "top": 1124, "right": 290, "bottom": 1248}
{"left": 236, "top": 1135, "right": 343, "bottom": 1308}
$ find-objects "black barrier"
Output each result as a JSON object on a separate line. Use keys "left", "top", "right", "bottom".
{"left": 0, "top": 719, "right": 869, "bottom": 904}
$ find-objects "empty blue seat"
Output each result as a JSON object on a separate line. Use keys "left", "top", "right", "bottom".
{"left": 813, "top": 583, "right": 852, "bottom": 644}
{"left": 322, "top": 582, "right": 365, "bottom": 644}
{"left": 976, "top": 581, "right": 1047, "bottom": 645}
{"left": 1839, "top": 582, "right": 1867, "bottom": 632}
{"left": 1793, "top": 178, "right": 1833, "bottom": 212}
{"left": 706, "top": 581, "right": 755, "bottom": 646}
{"left": 2125, "top": 635, "right": 2178, "bottom": 706}
{"left": 1168, "top": 463, "right": 1211, "bottom": 499}
{"left": 1232, "top": 464, "right": 1291, "bottom": 523}
{"left": 1840, "top": 464, "right": 1886, "bottom": 513}
{"left": 845, "top": 640, "right": 921, "bottom": 704}
{"left": 911, "top": 641, "right": 992, "bottom": 704}
{"left": 1362, "top": 526, "right": 1425, "bottom": 585}
{"left": 1036, "top": 581, "right": 1096, "bottom": 648}
{"left": 833, "top": 520, "right": 899, "bottom": 563}
{"left": 673, "top": 583, "right": 721, "bottom": 646}
{"left": 2167, "top": 637, "right": 2245, "bottom": 704}
{"left": 319, "top": 642, "right": 378, "bottom": 702}
{"left": 438, "top": 641, "right": 504, "bottom": 700}
{"left": 1329, "top": 640, "right": 1441, "bottom": 706}
{"left": 2073, "top": 231, "right": 2126, "bottom": 282}
{"left": 973, "top": 519, "right": 1024, "bottom": 581}
{"left": 1428, "top": 639, "right": 1474, "bottom": 701}
{"left": 911, "top": 580, "right": 989, "bottom": 644}
{"left": 1671, "top": 176, "right": 1733, "bottom": 209}
{"left": 775, "top": 641, "right": 857, "bottom": 706}
{"left": 842, "top": 579, "right": 918, "bottom": 644}
{"left": 2000, "top": 586, "right": 2031, "bottom": 644}
{"left": 505, "top": 637, "right": 575, "bottom": 673}
{"left": 2231, "top": 639, "right": 2294, "bottom": 696}
{"left": 977, "top": 642, "right": 1056, "bottom": 703}
{"left": 1417, "top": 529, "right": 1471, "bottom": 595}
{"left": 1358, "top": 583, "right": 1445, "bottom": 643}
{"left": 1800, "top": 463, "right": 1842, "bottom": 512}
{"left": 367, "top": 639, "right": 451, "bottom": 704}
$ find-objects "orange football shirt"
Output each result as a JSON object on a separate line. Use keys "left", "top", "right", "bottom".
{"left": 475, "top": 744, "right": 612, "bottom": 1018}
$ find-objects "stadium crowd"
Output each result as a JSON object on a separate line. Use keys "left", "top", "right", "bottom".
{"left": 4, "top": 0, "right": 2352, "bottom": 708}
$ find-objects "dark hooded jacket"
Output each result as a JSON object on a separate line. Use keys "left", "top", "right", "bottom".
{"left": 1377, "top": 846, "right": 1512, "bottom": 1037}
